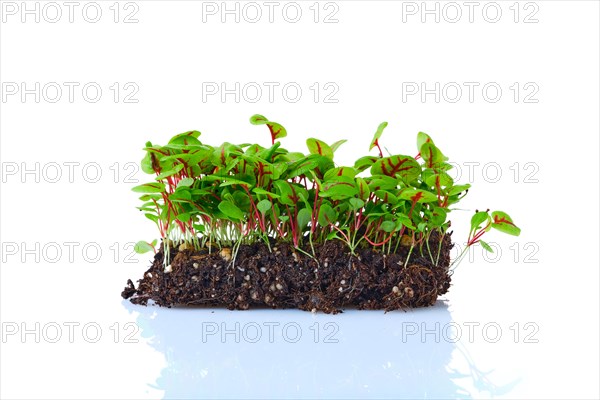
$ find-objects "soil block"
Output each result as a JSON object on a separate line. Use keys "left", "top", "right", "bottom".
{"left": 122, "top": 233, "right": 453, "bottom": 314}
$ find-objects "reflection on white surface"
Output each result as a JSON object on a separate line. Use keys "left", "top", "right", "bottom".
{"left": 123, "top": 300, "right": 518, "bottom": 399}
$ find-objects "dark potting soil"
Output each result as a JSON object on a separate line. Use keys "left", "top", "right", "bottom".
{"left": 122, "top": 233, "right": 453, "bottom": 314}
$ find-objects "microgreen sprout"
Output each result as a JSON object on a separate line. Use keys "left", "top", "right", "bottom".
{"left": 132, "top": 115, "right": 520, "bottom": 269}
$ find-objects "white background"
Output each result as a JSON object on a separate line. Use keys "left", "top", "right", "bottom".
{"left": 1, "top": 1, "right": 599, "bottom": 399}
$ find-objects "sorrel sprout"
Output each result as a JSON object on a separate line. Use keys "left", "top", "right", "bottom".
{"left": 133, "top": 115, "right": 520, "bottom": 267}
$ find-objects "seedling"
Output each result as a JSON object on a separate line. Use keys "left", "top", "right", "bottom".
{"left": 132, "top": 116, "right": 517, "bottom": 281}
{"left": 132, "top": 115, "right": 520, "bottom": 269}
{"left": 125, "top": 115, "right": 521, "bottom": 311}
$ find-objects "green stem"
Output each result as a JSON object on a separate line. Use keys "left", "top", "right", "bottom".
{"left": 404, "top": 245, "right": 415, "bottom": 268}
{"left": 436, "top": 231, "right": 445, "bottom": 265}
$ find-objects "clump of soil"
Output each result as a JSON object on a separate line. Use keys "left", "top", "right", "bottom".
{"left": 123, "top": 233, "right": 453, "bottom": 314}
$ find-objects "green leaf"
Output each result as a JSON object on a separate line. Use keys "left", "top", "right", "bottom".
{"left": 250, "top": 114, "right": 269, "bottom": 125}
{"left": 326, "top": 231, "right": 340, "bottom": 241}
{"left": 297, "top": 208, "right": 312, "bottom": 230}
{"left": 399, "top": 189, "right": 438, "bottom": 203}
{"left": 367, "top": 175, "right": 398, "bottom": 191}
{"left": 143, "top": 145, "right": 169, "bottom": 156}
{"left": 177, "top": 177, "right": 194, "bottom": 188}
{"left": 210, "top": 142, "right": 241, "bottom": 167}
{"left": 155, "top": 163, "right": 184, "bottom": 180}
{"left": 491, "top": 211, "right": 521, "bottom": 236}
{"left": 279, "top": 151, "right": 304, "bottom": 162}
{"left": 176, "top": 213, "right": 191, "bottom": 222}
{"left": 244, "top": 143, "right": 264, "bottom": 155}
{"left": 380, "top": 220, "right": 396, "bottom": 233}
{"left": 218, "top": 200, "right": 244, "bottom": 221}
{"left": 369, "top": 122, "right": 388, "bottom": 151}
{"left": 429, "top": 207, "right": 447, "bottom": 226}
{"left": 448, "top": 184, "right": 471, "bottom": 196}
{"left": 249, "top": 114, "right": 268, "bottom": 125}
{"left": 141, "top": 151, "right": 157, "bottom": 174}
{"left": 271, "top": 162, "right": 288, "bottom": 180}
{"left": 193, "top": 224, "right": 206, "bottom": 233}
{"left": 364, "top": 204, "right": 388, "bottom": 219}
{"left": 306, "top": 138, "right": 334, "bottom": 159}
{"left": 139, "top": 201, "right": 155, "bottom": 208}
{"left": 425, "top": 172, "right": 453, "bottom": 188}
{"left": 348, "top": 197, "right": 365, "bottom": 211}
{"left": 356, "top": 177, "right": 371, "bottom": 201}
{"left": 144, "top": 213, "right": 159, "bottom": 223}
{"left": 371, "top": 155, "right": 421, "bottom": 182}
{"left": 287, "top": 155, "right": 325, "bottom": 178}
{"left": 323, "top": 167, "right": 357, "bottom": 181}
{"left": 161, "top": 150, "right": 210, "bottom": 164}
{"left": 168, "top": 130, "right": 202, "bottom": 146}
{"left": 259, "top": 142, "right": 281, "bottom": 162}
{"left": 250, "top": 114, "right": 287, "bottom": 142}
{"left": 252, "top": 187, "right": 280, "bottom": 198}
{"left": 231, "top": 190, "right": 249, "bottom": 207}
{"left": 274, "top": 181, "right": 298, "bottom": 205}
{"left": 318, "top": 204, "right": 337, "bottom": 226}
{"left": 330, "top": 139, "right": 347, "bottom": 153}
{"left": 321, "top": 178, "right": 358, "bottom": 199}
{"left": 374, "top": 190, "right": 399, "bottom": 205}
{"left": 257, "top": 199, "right": 272, "bottom": 215}
{"left": 396, "top": 213, "right": 415, "bottom": 230}
{"left": 139, "top": 194, "right": 161, "bottom": 201}
{"left": 417, "top": 132, "right": 432, "bottom": 152}
{"left": 314, "top": 157, "right": 335, "bottom": 177}
{"left": 479, "top": 240, "right": 494, "bottom": 253}
{"left": 354, "top": 155, "right": 378, "bottom": 172}
{"left": 134, "top": 240, "right": 155, "bottom": 254}
{"left": 225, "top": 156, "right": 242, "bottom": 173}
{"left": 169, "top": 190, "right": 192, "bottom": 202}
{"left": 420, "top": 142, "right": 446, "bottom": 168}
{"left": 471, "top": 211, "right": 490, "bottom": 232}
{"left": 218, "top": 174, "right": 255, "bottom": 188}
{"left": 280, "top": 181, "right": 308, "bottom": 206}
{"left": 132, "top": 182, "right": 166, "bottom": 193}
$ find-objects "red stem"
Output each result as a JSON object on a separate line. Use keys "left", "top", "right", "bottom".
{"left": 284, "top": 204, "right": 299, "bottom": 247}
{"left": 467, "top": 222, "right": 491, "bottom": 246}
{"left": 311, "top": 187, "right": 320, "bottom": 235}
{"left": 435, "top": 176, "right": 442, "bottom": 206}
{"left": 331, "top": 224, "right": 350, "bottom": 243}
{"left": 375, "top": 142, "right": 383, "bottom": 158}
{"left": 364, "top": 231, "right": 395, "bottom": 246}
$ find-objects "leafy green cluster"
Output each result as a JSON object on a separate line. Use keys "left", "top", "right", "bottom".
{"left": 133, "top": 115, "right": 520, "bottom": 267}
